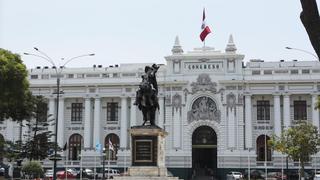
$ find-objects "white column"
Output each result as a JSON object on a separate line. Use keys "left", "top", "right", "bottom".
{"left": 48, "top": 97, "right": 55, "bottom": 142}
{"left": 245, "top": 95, "right": 252, "bottom": 148}
{"left": 130, "top": 97, "right": 137, "bottom": 127}
{"left": 173, "top": 108, "right": 181, "bottom": 148}
{"left": 227, "top": 107, "right": 236, "bottom": 148}
{"left": 312, "top": 94, "right": 320, "bottom": 129}
{"left": 57, "top": 97, "right": 65, "bottom": 148}
{"left": 120, "top": 97, "right": 128, "bottom": 148}
{"left": 158, "top": 97, "right": 165, "bottom": 128}
{"left": 84, "top": 98, "right": 92, "bottom": 149}
{"left": 93, "top": 97, "right": 101, "bottom": 147}
{"left": 274, "top": 95, "right": 281, "bottom": 137}
{"left": 283, "top": 94, "right": 291, "bottom": 129}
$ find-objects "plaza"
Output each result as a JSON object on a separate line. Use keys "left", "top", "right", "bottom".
{"left": 1, "top": 35, "right": 320, "bottom": 179}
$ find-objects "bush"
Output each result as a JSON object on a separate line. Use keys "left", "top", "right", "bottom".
{"left": 21, "top": 161, "right": 43, "bottom": 178}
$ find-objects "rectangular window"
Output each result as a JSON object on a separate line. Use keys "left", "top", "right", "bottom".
{"left": 302, "top": 69, "right": 310, "bottom": 74}
{"left": 257, "top": 100, "right": 270, "bottom": 121}
{"left": 71, "top": 103, "right": 83, "bottom": 122}
{"left": 31, "top": 75, "right": 38, "bottom": 79}
{"left": 36, "top": 102, "right": 48, "bottom": 122}
{"left": 263, "top": 70, "right": 272, "bottom": 75}
{"left": 41, "top": 74, "right": 49, "bottom": 79}
{"left": 107, "top": 102, "right": 118, "bottom": 122}
{"left": 252, "top": 70, "right": 261, "bottom": 75}
{"left": 294, "top": 101, "right": 307, "bottom": 120}
{"left": 77, "top": 74, "right": 85, "bottom": 78}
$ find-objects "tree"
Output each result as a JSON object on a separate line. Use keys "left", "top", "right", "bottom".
{"left": 21, "top": 96, "right": 56, "bottom": 161}
{"left": 21, "top": 161, "right": 44, "bottom": 179}
{"left": 269, "top": 121, "right": 320, "bottom": 179}
{"left": 2, "top": 140, "right": 21, "bottom": 163}
{"left": 300, "top": 0, "right": 320, "bottom": 60}
{"left": 0, "top": 48, "right": 34, "bottom": 121}
{"left": 0, "top": 137, "right": 4, "bottom": 162}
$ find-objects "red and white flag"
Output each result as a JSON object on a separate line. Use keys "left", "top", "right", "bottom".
{"left": 200, "top": 8, "right": 212, "bottom": 42}
{"left": 109, "top": 139, "right": 114, "bottom": 151}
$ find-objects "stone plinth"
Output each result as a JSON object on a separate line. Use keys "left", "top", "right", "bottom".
{"left": 114, "top": 125, "right": 179, "bottom": 180}
{"left": 114, "top": 176, "right": 179, "bottom": 180}
{"left": 128, "top": 166, "right": 168, "bottom": 177}
{"left": 130, "top": 126, "right": 167, "bottom": 169}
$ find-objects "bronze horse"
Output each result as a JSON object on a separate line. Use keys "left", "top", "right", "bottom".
{"left": 134, "top": 64, "right": 160, "bottom": 126}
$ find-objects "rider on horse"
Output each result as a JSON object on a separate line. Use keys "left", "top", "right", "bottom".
{"left": 134, "top": 64, "right": 160, "bottom": 125}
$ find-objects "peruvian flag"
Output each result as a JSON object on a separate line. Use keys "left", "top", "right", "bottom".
{"left": 109, "top": 138, "right": 114, "bottom": 151}
{"left": 200, "top": 8, "right": 212, "bottom": 42}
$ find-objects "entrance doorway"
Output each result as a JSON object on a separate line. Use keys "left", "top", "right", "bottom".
{"left": 192, "top": 126, "right": 217, "bottom": 177}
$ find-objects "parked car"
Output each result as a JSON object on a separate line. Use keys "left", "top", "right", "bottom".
{"left": 314, "top": 170, "right": 320, "bottom": 180}
{"left": 44, "top": 169, "right": 53, "bottom": 180}
{"left": 67, "top": 168, "right": 79, "bottom": 177}
{"left": 0, "top": 163, "right": 8, "bottom": 177}
{"left": 244, "top": 169, "right": 265, "bottom": 179}
{"left": 287, "top": 170, "right": 312, "bottom": 180}
{"left": 226, "top": 171, "right": 243, "bottom": 180}
{"left": 56, "top": 170, "right": 76, "bottom": 179}
{"left": 77, "top": 168, "right": 96, "bottom": 179}
{"left": 0, "top": 167, "right": 4, "bottom": 176}
{"left": 97, "top": 168, "right": 120, "bottom": 179}
{"left": 267, "top": 171, "right": 287, "bottom": 180}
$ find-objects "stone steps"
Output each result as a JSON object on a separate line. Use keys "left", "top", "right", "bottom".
{"left": 114, "top": 176, "right": 179, "bottom": 180}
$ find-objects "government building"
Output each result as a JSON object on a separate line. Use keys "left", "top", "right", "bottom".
{"left": 1, "top": 35, "right": 320, "bottom": 179}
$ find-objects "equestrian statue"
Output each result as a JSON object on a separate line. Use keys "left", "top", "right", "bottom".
{"left": 134, "top": 64, "right": 160, "bottom": 126}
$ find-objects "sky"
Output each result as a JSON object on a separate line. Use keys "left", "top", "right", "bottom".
{"left": 0, "top": 0, "right": 319, "bottom": 68}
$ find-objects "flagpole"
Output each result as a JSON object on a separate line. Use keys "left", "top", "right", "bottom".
{"left": 108, "top": 149, "right": 111, "bottom": 179}
{"left": 80, "top": 150, "right": 82, "bottom": 180}
{"left": 94, "top": 154, "right": 96, "bottom": 180}
{"left": 65, "top": 155, "right": 67, "bottom": 180}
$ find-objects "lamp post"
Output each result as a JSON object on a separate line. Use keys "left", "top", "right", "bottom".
{"left": 247, "top": 148, "right": 251, "bottom": 180}
{"left": 285, "top": 47, "right": 319, "bottom": 61}
{"left": 24, "top": 48, "right": 94, "bottom": 180}
{"left": 120, "top": 147, "right": 128, "bottom": 175}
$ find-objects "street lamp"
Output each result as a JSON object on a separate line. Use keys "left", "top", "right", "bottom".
{"left": 120, "top": 147, "right": 128, "bottom": 175}
{"left": 285, "top": 46, "right": 319, "bottom": 61}
{"left": 24, "top": 48, "right": 94, "bottom": 180}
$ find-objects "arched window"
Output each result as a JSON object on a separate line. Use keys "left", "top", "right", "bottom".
{"left": 256, "top": 135, "right": 271, "bottom": 161}
{"left": 105, "top": 134, "right": 119, "bottom": 160}
{"left": 68, "top": 134, "right": 82, "bottom": 160}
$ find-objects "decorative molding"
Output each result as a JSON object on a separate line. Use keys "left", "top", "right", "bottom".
{"left": 172, "top": 93, "right": 182, "bottom": 109}
{"left": 226, "top": 93, "right": 236, "bottom": 109}
{"left": 184, "top": 74, "right": 224, "bottom": 95}
{"left": 187, "top": 96, "right": 221, "bottom": 123}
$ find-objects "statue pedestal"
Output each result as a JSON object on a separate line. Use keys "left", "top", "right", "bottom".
{"left": 114, "top": 126, "right": 178, "bottom": 180}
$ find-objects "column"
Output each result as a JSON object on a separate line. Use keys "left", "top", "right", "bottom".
{"left": 57, "top": 97, "right": 65, "bottom": 148}
{"left": 93, "top": 97, "right": 101, "bottom": 147}
{"left": 84, "top": 98, "right": 92, "bottom": 149}
{"left": 158, "top": 96, "right": 165, "bottom": 128}
{"left": 48, "top": 97, "right": 55, "bottom": 142}
{"left": 120, "top": 97, "right": 128, "bottom": 148}
{"left": 274, "top": 95, "right": 281, "bottom": 137}
{"left": 283, "top": 94, "right": 291, "bottom": 129}
{"left": 173, "top": 107, "right": 181, "bottom": 148}
{"left": 245, "top": 95, "right": 253, "bottom": 148}
{"left": 130, "top": 97, "right": 136, "bottom": 127}
{"left": 312, "top": 94, "right": 320, "bottom": 129}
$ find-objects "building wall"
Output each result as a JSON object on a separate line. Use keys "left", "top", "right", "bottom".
{"left": 1, "top": 39, "right": 320, "bottom": 173}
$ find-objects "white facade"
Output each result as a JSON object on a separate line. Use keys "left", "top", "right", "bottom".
{"left": 1, "top": 35, "right": 320, "bottom": 177}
